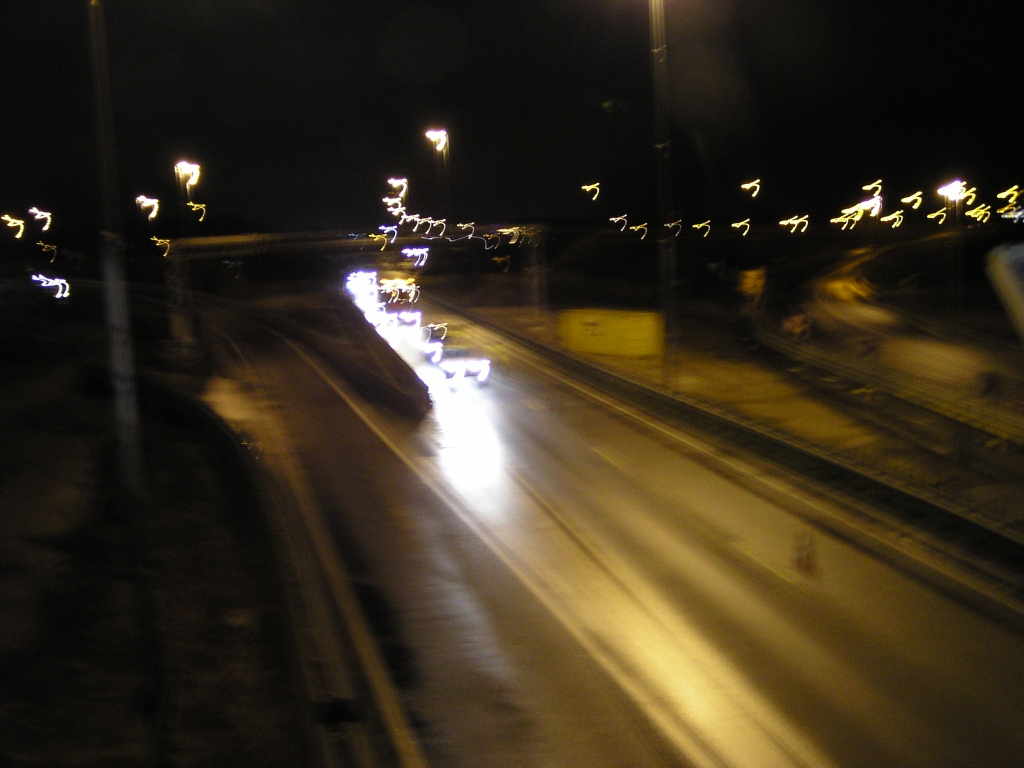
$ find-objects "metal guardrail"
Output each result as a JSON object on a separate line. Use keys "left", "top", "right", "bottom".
{"left": 752, "top": 309, "right": 1024, "bottom": 447}
{"left": 425, "top": 295, "right": 1024, "bottom": 553}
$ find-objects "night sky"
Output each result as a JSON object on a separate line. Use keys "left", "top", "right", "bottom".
{"left": 1, "top": 1, "right": 1020, "bottom": 244}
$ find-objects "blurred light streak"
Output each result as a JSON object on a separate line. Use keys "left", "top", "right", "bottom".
{"left": 779, "top": 215, "right": 809, "bottom": 233}
{"left": 666, "top": 220, "right": 683, "bottom": 236}
{"left": 402, "top": 247, "right": 429, "bottom": 266}
{"left": 495, "top": 226, "right": 540, "bottom": 243}
{"left": 187, "top": 201, "right": 206, "bottom": 221}
{"left": 829, "top": 196, "right": 881, "bottom": 229}
{"left": 31, "top": 273, "right": 70, "bottom": 298}
{"left": 880, "top": 210, "right": 904, "bottom": 228}
{"left": 425, "top": 129, "right": 448, "bottom": 151}
{"left": 937, "top": 179, "right": 975, "bottom": 204}
{"left": 731, "top": 219, "right": 751, "bottom": 236}
{"left": 379, "top": 224, "right": 398, "bottom": 243}
{"left": 174, "top": 161, "right": 201, "bottom": 196}
{"left": 423, "top": 322, "right": 448, "bottom": 341}
{"left": 862, "top": 179, "right": 883, "bottom": 197}
{"left": 966, "top": 204, "right": 991, "bottom": 223}
{"left": 581, "top": 183, "right": 601, "bottom": 201}
{"left": 997, "top": 185, "right": 1022, "bottom": 206}
{"left": 388, "top": 177, "right": 409, "bottom": 199}
{"left": 740, "top": 179, "right": 761, "bottom": 198}
{"left": 901, "top": 191, "right": 923, "bottom": 210}
{"left": 428, "top": 218, "right": 447, "bottom": 237}
{"left": 2, "top": 215, "right": 25, "bottom": 238}
{"left": 610, "top": 215, "right": 628, "bottom": 231}
{"left": 927, "top": 207, "right": 948, "bottom": 224}
{"left": 439, "top": 357, "right": 490, "bottom": 383}
{"left": 28, "top": 207, "right": 52, "bottom": 231}
{"left": 629, "top": 223, "right": 649, "bottom": 239}
{"left": 151, "top": 237, "right": 171, "bottom": 256}
{"left": 692, "top": 220, "right": 711, "bottom": 237}
{"left": 37, "top": 241, "right": 57, "bottom": 261}
{"left": 135, "top": 195, "right": 159, "bottom": 220}
{"left": 370, "top": 233, "right": 389, "bottom": 250}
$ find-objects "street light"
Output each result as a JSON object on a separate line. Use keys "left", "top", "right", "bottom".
{"left": 646, "top": 0, "right": 678, "bottom": 385}
{"left": 938, "top": 178, "right": 969, "bottom": 318}
{"left": 425, "top": 128, "right": 451, "bottom": 213}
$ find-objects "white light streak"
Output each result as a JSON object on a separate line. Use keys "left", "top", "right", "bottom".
{"left": 28, "top": 207, "right": 52, "bottom": 231}
{"left": 610, "top": 215, "right": 628, "bottom": 231}
{"left": 425, "top": 129, "right": 448, "bottom": 151}
{"left": 402, "top": 247, "right": 430, "bottom": 266}
{"left": 31, "top": 273, "right": 69, "bottom": 298}
{"left": 379, "top": 224, "right": 398, "bottom": 243}
{"left": 665, "top": 220, "right": 683, "bottom": 236}
{"left": 135, "top": 195, "right": 159, "bottom": 220}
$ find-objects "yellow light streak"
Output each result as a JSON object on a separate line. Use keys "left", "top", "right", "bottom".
{"left": 966, "top": 204, "right": 991, "bottom": 223}
{"left": 665, "top": 220, "right": 683, "bottom": 236}
{"left": 740, "top": 179, "right": 761, "bottom": 198}
{"left": 610, "top": 215, "right": 628, "bottom": 231}
{"left": 425, "top": 129, "right": 448, "bottom": 151}
{"left": 37, "top": 241, "right": 57, "bottom": 261}
{"left": 174, "top": 160, "right": 201, "bottom": 195}
{"left": 862, "top": 179, "right": 883, "bottom": 197}
{"left": 400, "top": 212, "right": 422, "bottom": 226}
{"left": 2, "top": 215, "right": 25, "bottom": 238}
{"left": 997, "top": 202, "right": 1020, "bottom": 215}
{"left": 427, "top": 218, "right": 446, "bottom": 237}
{"left": 926, "top": 207, "right": 947, "bottom": 225}
{"left": 370, "top": 233, "right": 389, "bottom": 250}
{"left": 456, "top": 222, "right": 475, "bottom": 238}
{"left": 581, "top": 183, "right": 601, "bottom": 201}
{"left": 151, "top": 236, "right": 171, "bottom": 257}
{"left": 779, "top": 215, "right": 809, "bottom": 233}
{"left": 829, "top": 196, "right": 881, "bottom": 230}
{"left": 692, "top": 220, "right": 711, "bottom": 237}
{"left": 997, "top": 185, "right": 1021, "bottom": 206}
{"left": 901, "top": 191, "right": 923, "bottom": 209}
{"left": 187, "top": 201, "right": 206, "bottom": 221}
{"left": 495, "top": 226, "right": 540, "bottom": 244}
{"left": 731, "top": 219, "right": 751, "bottom": 236}
{"left": 135, "top": 195, "right": 159, "bottom": 220}
{"left": 880, "top": 210, "right": 904, "bottom": 228}
{"left": 629, "top": 223, "right": 648, "bottom": 239}
{"left": 28, "top": 207, "right": 52, "bottom": 231}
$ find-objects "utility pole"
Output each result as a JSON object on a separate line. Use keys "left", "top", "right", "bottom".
{"left": 648, "top": 0, "right": 678, "bottom": 386}
{"left": 88, "top": 0, "right": 142, "bottom": 495}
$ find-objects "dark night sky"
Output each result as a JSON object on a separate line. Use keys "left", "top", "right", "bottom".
{"left": 1, "top": 1, "right": 1020, "bottom": 244}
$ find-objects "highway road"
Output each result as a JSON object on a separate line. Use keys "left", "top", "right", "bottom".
{"left": 205, "top": 292, "right": 1024, "bottom": 768}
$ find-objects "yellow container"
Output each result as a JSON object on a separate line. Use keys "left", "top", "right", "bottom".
{"left": 557, "top": 309, "right": 664, "bottom": 357}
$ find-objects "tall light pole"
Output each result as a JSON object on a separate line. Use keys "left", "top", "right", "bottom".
{"left": 425, "top": 129, "right": 450, "bottom": 214}
{"left": 88, "top": 0, "right": 142, "bottom": 496}
{"left": 647, "top": 0, "right": 678, "bottom": 384}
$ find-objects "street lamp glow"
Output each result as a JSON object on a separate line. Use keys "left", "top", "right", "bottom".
{"left": 135, "top": 195, "right": 159, "bottom": 220}
{"left": 937, "top": 179, "right": 971, "bottom": 202}
{"left": 425, "top": 129, "right": 448, "bottom": 152}
{"left": 174, "top": 160, "right": 201, "bottom": 194}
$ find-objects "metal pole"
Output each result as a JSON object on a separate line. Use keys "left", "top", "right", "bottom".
{"left": 88, "top": 0, "right": 142, "bottom": 495}
{"left": 648, "top": 0, "right": 678, "bottom": 386}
